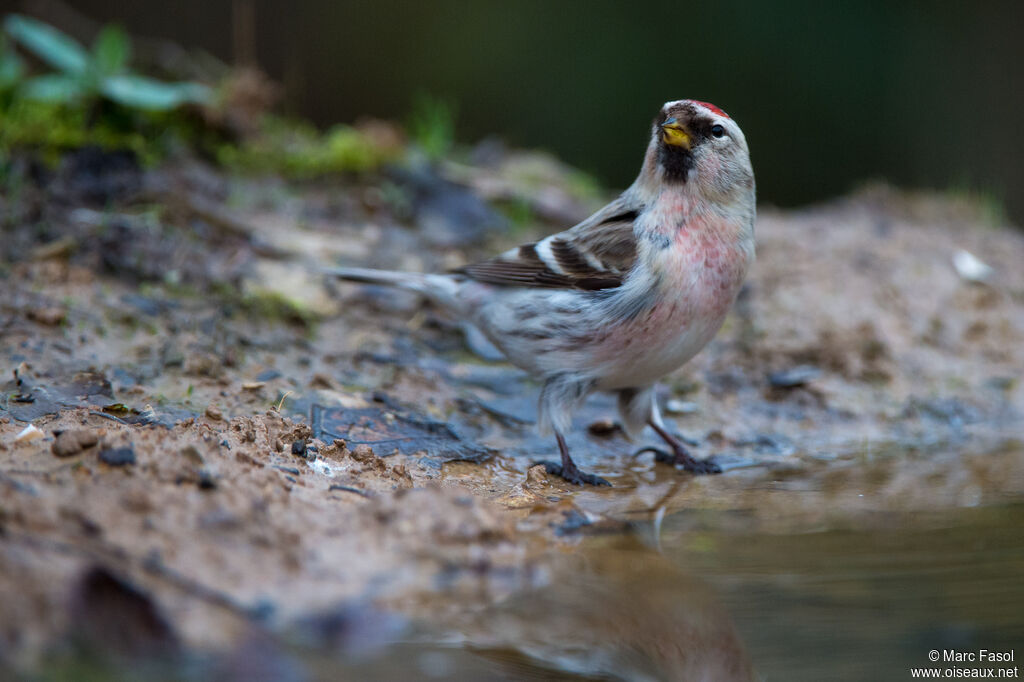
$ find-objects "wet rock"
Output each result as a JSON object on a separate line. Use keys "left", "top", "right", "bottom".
{"left": 315, "top": 403, "right": 494, "bottom": 463}
{"left": 52, "top": 430, "right": 100, "bottom": 457}
{"left": 290, "top": 439, "right": 307, "bottom": 457}
{"left": 99, "top": 446, "right": 136, "bottom": 466}
{"left": 3, "top": 370, "right": 115, "bottom": 422}
{"left": 389, "top": 164, "right": 505, "bottom": 247}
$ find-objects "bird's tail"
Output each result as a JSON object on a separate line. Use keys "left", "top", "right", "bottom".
{"left": 323, "top": 266, "right": 462, "bottom": 311}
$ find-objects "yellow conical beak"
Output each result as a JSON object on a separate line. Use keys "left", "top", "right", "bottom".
{"left": 661, "top": 117, "right": 691, "bottom": 149}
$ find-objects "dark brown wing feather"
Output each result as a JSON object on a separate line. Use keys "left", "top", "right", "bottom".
{"left": 453, "top": 197, "right": 640, "bottom": 291}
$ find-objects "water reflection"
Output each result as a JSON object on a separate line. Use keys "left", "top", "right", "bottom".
{"left": 652, "top": 503, "right": 1024, "bottom": 682}
{"left": 359, "top": 502, "right": 1024, "bottom": 680}
{"left": 452, "top": 536, "right": 756, "bottom": 681}
{"left": 38, "top": 499, "right": 1023, "bottom": 680}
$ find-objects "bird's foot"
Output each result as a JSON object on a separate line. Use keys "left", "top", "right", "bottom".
{"left": 633, "top": 447, "right": 722, "bottom": 474}
{"left": 537, "top": 460, "right": 612, "bottom": 487}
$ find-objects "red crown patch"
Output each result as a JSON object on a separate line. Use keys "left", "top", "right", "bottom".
{"left": 692, "top": 101, "right": 729, "bottom": 118}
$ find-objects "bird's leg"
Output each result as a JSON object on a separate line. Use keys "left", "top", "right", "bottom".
{"left": 536, "top": 375, "right": 609, "bottom": 486}
{"left": 647, "top": 420, "right": 721, "bottom": 474}
{"left": 539, "top": 432, "right": 611, "bottom": 487}
{"left": 620, "top": 386, "right": 720, "bottom": 474}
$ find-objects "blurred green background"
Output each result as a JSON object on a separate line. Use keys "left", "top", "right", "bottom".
{"left": 23, "top": 0, "right": 1024, "bottom": 222}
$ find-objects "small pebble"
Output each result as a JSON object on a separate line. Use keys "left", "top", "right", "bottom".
{"left": 52, "top": 430, "right": 100, "bottom": 457}
{"left": 198, "top": 470, "right": 217, "bottom": 489}
{"left": 291, "top": 439, "right": 306, "bottom": 456}
{"left": 768, "top": 365, "right": 822, "bottom": 389}
{"left": 15, "top": 424, "right": 45, "bottom": 443}
{"left": 99, "top": 446, "right": 136, "bottom": 466}
{"left": 587, "top": 418, "right": 620, "bottom": 436}
{"left": 205, "top": 404, "right": 224, "bottom": 421}
{"left": 953, "top": 249, "right": 993, "bottom": 283}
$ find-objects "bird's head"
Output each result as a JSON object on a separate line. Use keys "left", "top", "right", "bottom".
{"left": 640, "top": 100, "right": 754, "bottom": 201}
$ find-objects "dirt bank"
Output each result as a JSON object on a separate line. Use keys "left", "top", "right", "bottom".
{"left": 2, "top": 150, "right": 1022, "bottom": 678}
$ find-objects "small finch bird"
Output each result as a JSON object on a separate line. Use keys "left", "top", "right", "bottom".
{"left": 329, "top": 100, "right": 755, "bottom": 486}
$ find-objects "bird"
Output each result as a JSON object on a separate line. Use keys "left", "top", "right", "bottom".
{"left": 328, "top": 99, "right": 756, "bottom": 486}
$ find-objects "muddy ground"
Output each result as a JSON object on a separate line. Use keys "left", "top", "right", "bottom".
{"left": 1, "top": 148, "right": 1023, "bottom": 680}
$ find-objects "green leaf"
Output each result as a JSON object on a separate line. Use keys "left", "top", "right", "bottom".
{"left": 100, "top": 74, "right": 212, "bottom": 110}
{"left": 4, "top": 14, "right": 88, "bottom": 75}
{"left": 21, "top": 73, "right": 86, "bottom": 102}
{"left": 0, "top": 38, "right": 26, "bottom": 90}
{"left": 92, "top": 24, "right": 130, "bottom": 76}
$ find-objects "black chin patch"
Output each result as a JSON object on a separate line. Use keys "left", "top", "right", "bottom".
{"left": 658, "top": 143, "right": 694, "bottom": 183}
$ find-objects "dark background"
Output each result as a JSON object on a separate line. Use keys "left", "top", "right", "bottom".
{"left": 9, "top": 0, "right": 1024, "bottom": 222}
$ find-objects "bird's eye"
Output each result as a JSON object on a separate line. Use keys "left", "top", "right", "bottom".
{"left": 711, "top": 124, "right": 726, "bottom": 138}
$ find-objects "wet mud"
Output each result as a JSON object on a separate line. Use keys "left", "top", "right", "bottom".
{"left": 1, "top": 150, "right": 1023, "bottom": 679}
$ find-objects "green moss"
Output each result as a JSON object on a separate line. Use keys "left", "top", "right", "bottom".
{"left": 238, "top": 289, "right": 320, "bottom": 328}
{"left": 218, "top": 115, "right": 399, "bottom": 178}
{"left": 0, "top": 99, "right": 172, "bottom": 165}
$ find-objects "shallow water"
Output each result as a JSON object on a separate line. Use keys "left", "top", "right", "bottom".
{"left": 30, "top": 499, "right": 1022, "bottom": 681}
{"left": 429, "top": 498, "right": 1024, "bottom": 680}
{"left": 655, "top": 503, "right": 1024, "bottom": 681}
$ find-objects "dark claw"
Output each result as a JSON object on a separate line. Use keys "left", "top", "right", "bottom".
{"left": 633, "top": 447, "right": 722, "bottom": 475}
{"left": 633, "top": 446, "right": 674, "bottom": 463}
{"left": 537, "top": 461, "right": 612, "bottom": 487}
{"left": 680, "top": 456, "right": 722, "bottom": 475}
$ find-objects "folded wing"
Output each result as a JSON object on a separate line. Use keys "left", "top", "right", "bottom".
{"left": 455, "top": 196, "right": 641, "bottom": 291}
